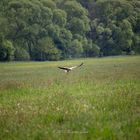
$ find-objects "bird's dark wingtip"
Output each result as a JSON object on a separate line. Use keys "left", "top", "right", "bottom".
{"left": 79, "top": 62, "right": 84, "bottom": 66}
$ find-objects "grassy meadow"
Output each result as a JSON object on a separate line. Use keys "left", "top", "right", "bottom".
{"left": 0, "top": 56, "right": 140, "bottom": 140}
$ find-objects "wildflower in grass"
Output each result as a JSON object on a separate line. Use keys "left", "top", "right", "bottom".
{"left": 5, "top": 130, "right": 9, "bottom": 133}
{"left": 17, "top": 103, "right": 20, "bottom": 107}
{"left": 28, "top": 105, "right": 32, "bottom": 110}
{"left": 92, "top": 106, "right": 95, "bottom": 110}
{"left": 65, "top": 111, "right": 68, "bottom": 114}
{"left": 83, "top": 104, "right": 89, "bottom": 111}
{"left": 83, "top": 104, "right": 88, "bottom": 108}
{"left": 56, "top": 107, "right": 60, "bottom": 111}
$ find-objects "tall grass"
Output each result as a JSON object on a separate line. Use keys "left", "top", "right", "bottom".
{"left": 0, "top": 56, "right": 140, "bottom": 140}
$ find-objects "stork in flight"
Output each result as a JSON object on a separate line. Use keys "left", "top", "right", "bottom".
{"left": 58, "top": 62, "right": 83, "bottom": 73}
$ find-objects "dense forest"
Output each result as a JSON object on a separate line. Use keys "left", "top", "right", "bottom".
{"left": 0, "top": 0, "right": 140, "bottom": 61}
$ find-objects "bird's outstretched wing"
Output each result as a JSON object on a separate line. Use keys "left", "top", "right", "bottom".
{"left": 58, "top": 66, "right": 69, "bottom": 70}
{"left": 70, "top": 62, "right": 83, "bottom": 70}
{"left": 58, "top": 63, "right": 83, "bottom": 72}
{"left": 78, "top": 62, "right": 83, "bottom": 67}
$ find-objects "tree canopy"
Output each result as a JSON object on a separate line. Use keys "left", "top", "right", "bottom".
{"left": 0, "top": 0, "right": 140, "bottom": 61}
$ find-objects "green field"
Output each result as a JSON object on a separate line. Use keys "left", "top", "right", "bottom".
{"left": 0, "top": 56, "right": 140, "bottom": 140}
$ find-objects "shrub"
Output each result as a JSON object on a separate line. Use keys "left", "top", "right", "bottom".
{"left": 14, "top": 47, "right": 30, "bottom": 61}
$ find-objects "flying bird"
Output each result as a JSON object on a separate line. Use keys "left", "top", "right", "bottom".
{"left": 58, "top": 62, "right": 83, "bottom": 73}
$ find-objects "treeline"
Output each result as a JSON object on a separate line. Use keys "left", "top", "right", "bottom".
{"left": 0, "top": 0, "right": 140, "bottom": 61}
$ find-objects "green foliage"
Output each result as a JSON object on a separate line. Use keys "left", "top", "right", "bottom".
{"left": 0, "top": 0, "right": 140, "bottom": 61}
{"left": 70, "top": 39, "right": 83, "bottom": 57}
{"left": 36, "top": 37, "right": 61, "bottom": 61}
{"left": 88, "top": 0, "right": 140, "bottom": 56}
{"left": 64, "top": 1, "right": 88, "bottom": 20}
{"left": 69, "top": 18, "right": 87, "bottom": 35}
{"left": 40, "top": 0, "right": 56, "bottom": 9}
{"left": 53, "top": 9, "right": 67, "bottom": 27}
{"left": 0, "top": 39, "right": 15, "bottom": 61}
{"left": 133, "top": 34, "right": 140, "bottom": 54}
{"left": 83, "top": 39, "right": 100, "bottom": 57}
{"left": 14, "top": 47, "right": 30, "bottom": 61}
{"left": 119, "top": 19, "right": 134, "bottom": 52}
